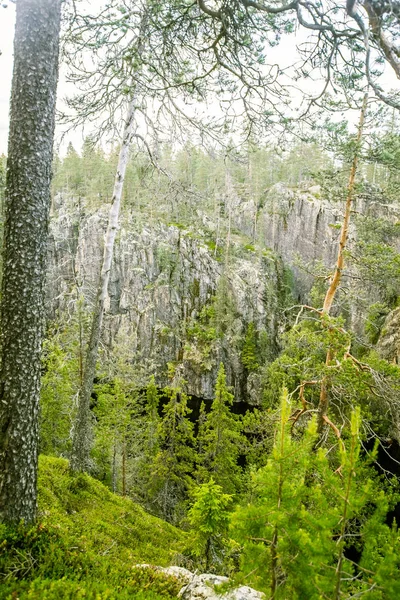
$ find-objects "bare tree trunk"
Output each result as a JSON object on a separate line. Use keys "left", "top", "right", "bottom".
{"left": 0, "top": 0, "right": 62, "bottom": 524}
{"left": 122, "top": 441, "right": 127, "bottom": 496}
{"left": 317, "top": 93, "right": 368, "bottom": 434}
{"left": 70, "top": 97, "right": 136, "bottom": 472}
{"left": 322, "top": 94, "right": 368, "bottom": 315}
{"left": 112, "top": 439, "right": 117, "bottom": 493}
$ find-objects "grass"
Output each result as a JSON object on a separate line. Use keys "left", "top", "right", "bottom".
{"left": 0, "top": 456, "right": 188, "bottom": 599}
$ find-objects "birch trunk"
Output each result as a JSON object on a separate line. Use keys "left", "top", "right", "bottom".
{"left": 0, "top": 0, "right": 62, "bottom": 524}
{"left": 70, "top": 98, "right": 136, "bottom": 472}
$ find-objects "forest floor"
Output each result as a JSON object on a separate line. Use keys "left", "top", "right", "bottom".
{"left": 0, "top": 456, "right": 187, "bottom": 599}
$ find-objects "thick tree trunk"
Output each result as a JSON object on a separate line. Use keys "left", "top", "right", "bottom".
{"left": 70, "top": 98, "right": 136, "bottom": 472}
{"left": 0, "top": 0, "right": 62, "bottom": 524}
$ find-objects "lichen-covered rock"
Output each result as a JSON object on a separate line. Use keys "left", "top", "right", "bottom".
{"left": 178, "top": 573, "right": 265, "bottom": 599}
{"left": 47, "top": 195, "right": 285, "bottom": 401}
{"left": 377, "top": 307, "right": 400, "bottom": 363}
{"left": 135, "top": 565, "right": 264, "bottom": 600}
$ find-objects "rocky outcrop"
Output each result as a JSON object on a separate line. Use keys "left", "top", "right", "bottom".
{"left": 233, "top": 182, "right": 400, "bottom": 299}
{"left": 136, "top": 565, "right": 264, "bottom": 600}
{"left": 377, "top": 307, "right": 400, "bottom": 363}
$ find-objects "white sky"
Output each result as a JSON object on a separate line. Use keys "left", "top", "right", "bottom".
{"left": 0, "top": 2, "right": 91, "bottom": 155}
{"left": 0, "top": 4, "right": 16, "bottom": 154}
{"left": 0, "top": 3, "right": 399, "bottom": 156}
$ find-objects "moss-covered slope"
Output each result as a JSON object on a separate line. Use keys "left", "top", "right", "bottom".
{"left": 0, "top": 456, "right": 187, "bottom": 599}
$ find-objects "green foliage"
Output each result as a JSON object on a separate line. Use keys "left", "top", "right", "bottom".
{"left": 144, "top": 375, "right": 161, "bottom": 457}
{"left": 232, "top": 390, "right": 326, "bottom": 597}
{"left": 147, "top": 371, "right": 195, "bottom": 524}
{"left": 184, "top": 302, "right": 218, "bottom": 371}
{"left": 40, "top": 309, "right": 90, "bottom": 456}
{"left": 366, "top": 131, "right": 400, "bottom": 200}
{"left": 196, "top": 364, "right": 243, "bottom": 495}
{"left": 262, "top": 314, "right": 348, "bottom": 408}
{"left": 232, "top": 393, "right": 400, "bottom": 599}
{"left": 354, "top": 216, "right": 400, "bottom": 308}
{"left": 261, "top": 310, "right": 400, "bottom": 439}
{"left": 365, "top": 302, "right": 391, "bottom": 344}
{"left": 130, "top": 376, "right": 162, "bottom": 507}
{"left": 188, "top": 479, "right": 232, "bottom": 571}
{"left": 242, "top": 407, "right": 276, "bottom": 468}
{"left": 156, "top": 244, "right": 178, "bottom": 279}
{"left": 0, "top": 456, "right": 186, "bottom": 599}
{"left": 212, "top": 276, "right": 237, "bottom": 337}
{"left": 241, "top": 322, "right": 259, "bottom": 371}
{"left": 92, "top": 377, "right": 139, "bottom": 491}
{"left": 1, "top": 577, "right": 178, "bottom": 600}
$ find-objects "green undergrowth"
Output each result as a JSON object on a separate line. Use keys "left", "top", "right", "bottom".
{"left": 0, "top": 456, "right": 187, "bottom": 599}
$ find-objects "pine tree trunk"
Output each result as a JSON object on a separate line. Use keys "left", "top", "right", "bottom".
{"left": 0, "top": 0, "right": 62, "bottom": 524}
{"left": 70, "top": 97, "right": 136, "bottom": 472}
{"left": 122, "top": 441, "right": 127, "bottom": 496}
{"left": 321, "top": 94, "right": 368, "bottom": 315}
{"left": 112, "top": 440, "right": 117, "bottom": 493}
{"left": 317, "top": 93, "right": 368, "bottom": 435}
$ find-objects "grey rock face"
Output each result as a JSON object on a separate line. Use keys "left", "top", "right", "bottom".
{"left": 233, "top": 183, "right": 400, "bottom": 336}
{"left": 47, "top": 196, "right": 284, "bottom": 401}
{"left": 233, "top": 183, "right": 349, "bottom": 298}
{"left": 234, "top": 183, "right": 400, "bottom": 289}
{"left": 47, "top": 184, "right": 399, "bottom": 400}
{"left": 377, "top": 307, "right": 400, "bottom": 363}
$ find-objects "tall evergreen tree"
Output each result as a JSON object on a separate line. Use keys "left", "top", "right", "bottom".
{"left": 242, "top": 322, "right": 259, "bottom": 372}
{"left": 196, "top": 363, "right": 243, "bottom": 495}
{"left": 148, "top": 368, "right": 195, "bottom": 523}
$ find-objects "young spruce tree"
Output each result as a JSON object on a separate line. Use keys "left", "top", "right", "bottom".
{"left": 148, "top": 367, "right": 195, "bottom": 524}
{"left": 196, "top": 363, "right": 243, "bottom": 495}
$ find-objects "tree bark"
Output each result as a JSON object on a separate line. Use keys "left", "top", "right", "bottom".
{"left": 70, "top": 97, "right": 137, "bottom": 472}
{"left": 122, "top": 441, "right": 127, "bottom": 496}
{"left": 317, "top": 93, "right": 368, "bottom": 435}
{"left": 321, "top": 94, "right": 368, "bottom": 315}
{"left": 0, "top": 0, "right": 62, "bottom": 524}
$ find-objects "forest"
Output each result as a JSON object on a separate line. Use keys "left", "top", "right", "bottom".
{"left": 1, "top": 0, "right": 400, "bottom": 599}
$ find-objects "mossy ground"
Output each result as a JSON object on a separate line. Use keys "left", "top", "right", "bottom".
{"left": 0, "top": 456, "right": 187, "bottom": 599}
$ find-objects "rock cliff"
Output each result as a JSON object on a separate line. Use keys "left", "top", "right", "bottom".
{"left": 47, "top": 194, "right": 287, "bottom": 401}
{"left": 47, "top": 183, "right": 400, "bottom": 400}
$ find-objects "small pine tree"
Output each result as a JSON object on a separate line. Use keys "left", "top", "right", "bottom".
{"left": 196, "top": 363, "right": 243, "bottom": 495}
{"left": 232, "top": 393, "right": 399, "bottom": 599}
{"left": 212, "top": 276, "right": 236, "bottom": 337}
{"left": 188, "top": 478, "right": 232, "bottom": 571}
{"left": 132, "top": 375, "right": 162, "bottom": 507}
{"left": 232, "top": 389, "right": 327, "bottom": 598}
{"left": 93, "top": 377, "right": 138, "bottom": 495}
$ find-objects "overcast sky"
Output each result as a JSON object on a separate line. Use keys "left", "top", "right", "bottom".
{"left": 0, "top": 4, "right": 16, "bottom": 154}
{"left": 1, "top": 4, "right": 399, "bottom": 157}
{"left": 0, "top": 2, "right": 91, "bottom": 155}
